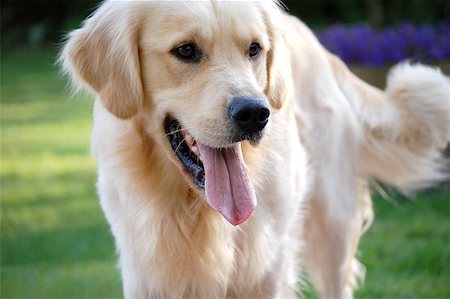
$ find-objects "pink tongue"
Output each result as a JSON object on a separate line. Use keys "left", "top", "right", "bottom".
{"left": 197, "top": 143, "right": 256, "bottom": 226}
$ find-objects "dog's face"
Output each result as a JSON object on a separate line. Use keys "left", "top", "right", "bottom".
{"left": 143, "top": 1, "right": 270, "bottom": 145}
{"left": 61, "top": 0, "right": 288, "bottom": 225}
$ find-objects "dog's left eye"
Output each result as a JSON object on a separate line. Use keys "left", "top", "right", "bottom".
{"left": 249, "top": 42, "right": 261, "bottom": 59}
{"left": 172, "top": 43, "right": 201, "bottom": 63}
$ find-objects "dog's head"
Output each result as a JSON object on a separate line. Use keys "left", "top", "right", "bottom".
{"left": 61, "top": 0, "right": 290, "bottom": 225}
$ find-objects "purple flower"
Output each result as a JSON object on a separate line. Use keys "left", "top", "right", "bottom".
{"left": 315, "top": 21, "right": 450, "bottom": 66}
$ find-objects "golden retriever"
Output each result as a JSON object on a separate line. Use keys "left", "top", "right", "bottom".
{"left": 60, "top": 1, "right": 450, "bottom": 298}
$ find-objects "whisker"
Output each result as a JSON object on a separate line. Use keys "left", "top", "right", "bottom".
{"left": 174, "top": 137, "right": 188, "bottom": 154}
{"left": 165, "top": 127, "right": 187, "bottom": 137}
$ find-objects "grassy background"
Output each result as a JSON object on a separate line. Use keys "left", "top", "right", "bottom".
{"left": 1, "top": 50, "right": 449, "bottom": 298}
{"left": 1, "top": 51, "right": 121, "bottom": 298}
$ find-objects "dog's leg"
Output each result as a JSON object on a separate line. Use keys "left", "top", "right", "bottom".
{"left": 294, "top": 87, "right": 367, "bottom": 299}
{"left": 307, "top": 53, "right": 449, "bottom": 299}
{"left": 96, "top": 173, "right": 150, "bottom": 298}
{"left": 303, "top": 182, "right": 372, "bottom": 299}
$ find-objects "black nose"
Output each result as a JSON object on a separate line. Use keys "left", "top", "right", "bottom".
{"left": 229, "top": 97, "right": 270, "bottom": 134}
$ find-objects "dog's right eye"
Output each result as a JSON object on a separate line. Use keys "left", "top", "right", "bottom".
{"left": 172, "top": 43, "right": 201, "bottom": 63}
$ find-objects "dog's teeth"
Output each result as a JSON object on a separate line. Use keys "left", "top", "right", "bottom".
{"left": 186, "top": 134, "right": 194, "bottom": 146}
{"left": 191, "top": 145, "right": 199, "bottom": 156}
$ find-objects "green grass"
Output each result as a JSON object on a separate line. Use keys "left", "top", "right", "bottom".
{"left": 356, "top": 189, "right": 450, "bottom": 299}
{"left": 1, "top": 50, "right": 121, "bottom": 298}
{"left": 1, "top": 51, "right": 449, "bottom": 298}
{"left": 302, "top": 187, "right": 450, "bottom": 299}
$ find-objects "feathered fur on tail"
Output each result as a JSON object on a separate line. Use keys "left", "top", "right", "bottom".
{"left": 330, "top": 55, "right": 450, "bottom": 190}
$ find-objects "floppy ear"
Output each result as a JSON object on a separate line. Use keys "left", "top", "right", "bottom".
{"left": 60, "top": 2, "right": 143, "bottom": 119}
{"left": 263, "top": 6, "right": 290, "bottom": 109}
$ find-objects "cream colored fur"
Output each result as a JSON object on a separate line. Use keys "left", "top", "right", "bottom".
{"left": 60, "top": 1, "right": 450, "bottom": 298}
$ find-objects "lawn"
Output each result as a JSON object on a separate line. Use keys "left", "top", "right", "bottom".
{"left": 1, "top": 50, "right": 121, "bottom": 298}
{"left": 1, "top": 50, "right": 449, "bottom": 298}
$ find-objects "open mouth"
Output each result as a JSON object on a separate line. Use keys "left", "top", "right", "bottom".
{"left": 163, "top": 115, "right": 257, "bottom": 226}
{"left": 164, "top": 116, "right": 205, "bottom": 189}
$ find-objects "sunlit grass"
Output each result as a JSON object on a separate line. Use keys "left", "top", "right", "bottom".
{"left": 303, "top": 188, "right": 450, "bottom": 299}
{"left": 356, "top": 189, "right": 450, "bottom": 298}
{"left": 1, "top": 50, "right": 121, "bottom": 298}
{"left": 1, "top": 50, "right": 449, "bottom": 298}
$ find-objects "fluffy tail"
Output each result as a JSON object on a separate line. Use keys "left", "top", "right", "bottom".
{"left": 329, "top": 54, "right": 450, "bottom": 190}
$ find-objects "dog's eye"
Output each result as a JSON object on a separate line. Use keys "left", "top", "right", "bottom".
{"left": 173, "top": 43, "right": 201, "bottom": 63}
{"left": 249, "top": 42, "right": 261, "bottom": 59}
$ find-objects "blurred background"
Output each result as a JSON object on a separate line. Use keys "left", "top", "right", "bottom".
{"left": 1, "top": 0, "right": 449, "bottom": 298}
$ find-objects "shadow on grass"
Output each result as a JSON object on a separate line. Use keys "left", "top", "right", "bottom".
{"left": 2, "top": 224, "right": 115, "bottom": 266}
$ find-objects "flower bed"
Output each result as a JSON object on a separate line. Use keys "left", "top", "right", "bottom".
{"left": 315, "top": 22, "right": 450, "bottom": 67}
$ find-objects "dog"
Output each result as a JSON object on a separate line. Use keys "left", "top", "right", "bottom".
{"left": 60, "top": 1, "right": 450, "bottom": 298}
